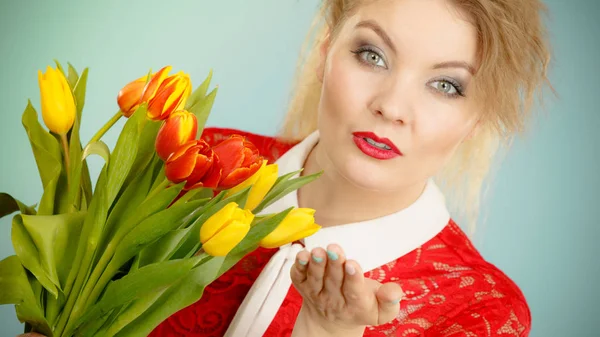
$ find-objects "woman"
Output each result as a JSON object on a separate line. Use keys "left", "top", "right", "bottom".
{"left": 20, "top": 0, "right": 550, "bottom": 336}
{"left": 150, "top": 0, "right": 549, "bottom": 336}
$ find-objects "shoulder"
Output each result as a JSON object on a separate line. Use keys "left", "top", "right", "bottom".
{"left": 201, "top": 127, "right": 299, "bottom": 163}
{"left": 423, "top": 220, "right": 532, "bottom": 336}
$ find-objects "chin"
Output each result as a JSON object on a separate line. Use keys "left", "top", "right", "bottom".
{"left": 331, "top": 150, "right": 399, "bottom": 192}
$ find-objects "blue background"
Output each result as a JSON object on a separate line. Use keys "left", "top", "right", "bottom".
{"left": 0, "top": 0, "right": 598, "bottom": 336}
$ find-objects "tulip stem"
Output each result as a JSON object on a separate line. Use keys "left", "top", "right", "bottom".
{"left": 60, "top": 133, "right": 71, "bottom": 185}
{"left": 89, "top": 110, "right": 122, "bottom": 144}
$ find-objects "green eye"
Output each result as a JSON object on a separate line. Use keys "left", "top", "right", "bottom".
{"left": 433, "top": 80, "right": 457, "bottom": 94}
{"left": 361, "top": 51, "right": 385, "bottom": 67}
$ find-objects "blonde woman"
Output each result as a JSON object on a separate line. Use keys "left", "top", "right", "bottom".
{"left": 22, "top": 0, "right": 550, "bottom": 336}
{"left": 149, "top": 0, "right": 550, "bottom": 336}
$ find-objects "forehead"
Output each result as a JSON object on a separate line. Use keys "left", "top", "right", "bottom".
{"left": 344, "top": 0, "right": 478, "bottom": 66}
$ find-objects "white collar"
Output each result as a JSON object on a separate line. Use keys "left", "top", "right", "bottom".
{"left": 261, "top": 130, "right": 450, "bottom": 272}
{"left": 224, "top": 130, "right": 450, "bottom": 337}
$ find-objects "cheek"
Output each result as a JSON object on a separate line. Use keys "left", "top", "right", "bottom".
{"left": 415, "top": 106, "right": 476, "bottom": 159}
{"left": 319, "top": 53, "right": 371, "bottom": 126}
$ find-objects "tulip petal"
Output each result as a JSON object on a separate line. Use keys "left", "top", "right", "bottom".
{"left": 198, "top": 154, "right": 222, "bottom": 189}
{"left": 259, "top": 208, "right": 320, "bottom": 248}
{"left": 155, "top": 111, "right": 198, "bottom": 161}
{"left": 117, "top": 80, "right": 146, "bottom": 116}
{"left": 219, "top": 161, "right": 262, "bottom": 189}
{"left": 165, "top": 147, "right": 199, "bottom": 183}
{"left": 141, "top": 65, "right": 172, "bottom": 102}
{"left": 202, "top": 220, "right": 251, "bottom": 256}
{"left": 199, "top": 202, "right": 238, "bottom": 243}
{"left": 245, "top": 164, "right": 278, "bottom": 210}
{"left": 212, "top": 137, "right": 245, "bottom": 178}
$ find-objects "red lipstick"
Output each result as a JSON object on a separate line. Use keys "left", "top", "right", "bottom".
{"left": 352, "top": 131, "right": 402, "bottom": 160}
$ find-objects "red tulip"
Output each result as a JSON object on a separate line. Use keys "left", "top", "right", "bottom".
{"left": 117, "top": 66, "right": 172, "bottom": 117}
{"left": 147, "top": 71, "right": 192, "bottom": 121}
{"left": 212, "top": 135, "right": 263, "bottom": 189}
{"left": 155, "top": 110, "right": 198, "bottom": 161}
{"left": 165, "top": 140, "right": 222, "bottom": 190}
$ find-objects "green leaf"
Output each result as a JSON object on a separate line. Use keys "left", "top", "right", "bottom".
{"left": 190, "top": 87, "right": 218, "bottom": 135}
{"left": 102, "top": 290, "right": 165, "bottom": 336}
{"left": 11, "top": 215, "right": 58, "bottom": 298}
{"left": 106, "top": 104, "right": 147, "bottom": 206}
{"left": 253, "top": 171, "right": 323, "bottom": 214}
{"left": 20, "top": 212, "right": 86, "bottom": 291}
{"left": 138, "top": 228, "right": 192, "bottom": 267}
{"left": 75, "top": 255, "right": 207, "bottom": 334}
{"left": 82, "top": 141, "right": 110, "bottom": 163}
{"left": 107, "top": 181, "right": 185, "bottom": 254}
{"left": 93, "top": 157, "right": 156, "bottom": 266}
{"left": 21, "top": 101, "right": 64, "bottom": 215}
{"left": 113, "top": 255, "right": 222, "bottom": 337}
{"left": 123, "top": 119, "right": 162, "bottom": 188}
{"left": 63, "top": 166, "right": 109, "bottom": 297}
{"left": 185, "top": 69, "right": 213, "bottom": 111}
{"left": 73, "top": 67, "right": 88, "bottom": 122}
{"left": 0, "top": 256, "right": 53, "bottom": 337}
{"left": 67, "top": 63, "right": 80, "bottom": 94}
{"left": 0, "top": 193, "right": 36, "bottom": 219}
{"left": 54, "top": 59, "right": 66, "bottom": 77}
{"left": 109, "top": 199, "right": 205, "bottom": 275}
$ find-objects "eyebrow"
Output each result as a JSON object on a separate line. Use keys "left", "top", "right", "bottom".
{"left": 355, "top": 20, "right": 476, "bottom": 75}
{"left": 433, "top": 61, "right": 476, "bottom": 75}
{"left": 355, "top": 20, "right": 397, "bottom": 54}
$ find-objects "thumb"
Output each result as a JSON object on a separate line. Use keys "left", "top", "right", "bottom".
{"left": 375, "top": 282, "right": 404, "bottom": 325}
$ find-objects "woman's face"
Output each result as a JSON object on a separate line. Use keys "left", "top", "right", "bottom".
{"left": 316, "top": 0, "right": 481, "bottom": 193}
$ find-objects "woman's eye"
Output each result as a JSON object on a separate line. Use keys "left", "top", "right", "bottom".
{"left": 431, "top": 80, "right": 458, "bottom": 95}
{"left": 360, "top": 50, "right": 386, "bottom": 68}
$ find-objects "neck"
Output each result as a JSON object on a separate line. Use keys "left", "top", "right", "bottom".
{"left": 297, "top": 142, "right": 427, "bottom": 228}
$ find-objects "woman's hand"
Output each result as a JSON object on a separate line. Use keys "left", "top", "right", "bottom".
{"left": 290, "top": 244, "right": 404, "bottom": 336}
{"left": 17, "top": 333, "right": 46, "bottom": 337}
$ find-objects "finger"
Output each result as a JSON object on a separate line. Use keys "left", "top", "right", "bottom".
{"left": 341, "top": 259, "right": 366, "bottom": 305}
{"left": 290, "top": 249, "right": 311, "bottom": 286}
{"left": 324, "top": 244, "right": 346, "bottom": 295}
{"left": 307, "top": 247, "right": 327, "bottom": 296}
{"left": 375, "top": 282, "right": 404, "bottom": 325}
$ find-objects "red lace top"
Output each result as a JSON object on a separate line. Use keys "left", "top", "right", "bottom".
{"left": 149, "top": 128, "right": 531, "bottom": 337}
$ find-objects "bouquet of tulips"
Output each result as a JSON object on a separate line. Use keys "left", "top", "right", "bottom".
{"left": 0, "top": 62, "right": 322, "bottom": 337}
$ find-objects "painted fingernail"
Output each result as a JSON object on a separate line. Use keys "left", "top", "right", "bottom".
{"left": 390, "top": 298, "right": 401, "bottom": 304}
{"left": 345, "top": 263, "right": 356, "bottom": 275}
{"left": 326, "top": 250, "right": 339, "bottom": 261}
{"left": 298, "top": 259, "right": 308, "bottom": 266}
{"left": 312, "top": 255, "right": 323, "bottom": 263}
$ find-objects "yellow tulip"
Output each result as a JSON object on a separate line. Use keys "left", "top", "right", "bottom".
{"left": 37, "top": 66, "right": 76, "bottom": 134}
{"left": 226, "top": 162, "right": 279, "bottom": 211}
{"left": 259, "top": 208, "right": 321, "bottom": 249}
{"left": 200, "top": 202, "right": 254, "bottom": 256}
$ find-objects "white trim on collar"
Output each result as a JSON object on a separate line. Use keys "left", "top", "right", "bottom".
{"left": 224, "top": 130, "right": 450, "bottom": 337}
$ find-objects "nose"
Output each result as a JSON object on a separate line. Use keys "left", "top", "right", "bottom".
{"left": 369, "top": 78, "right": 414, "bottom": 125}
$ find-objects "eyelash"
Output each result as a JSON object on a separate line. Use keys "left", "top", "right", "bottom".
{"left": 351, "top": 46, "right": 387, "bottom": 69}
{"left": 351, "top": 46, "right": 466, "bottom": 99}
{"left": 430, "top": 77, "right": 466, "bottom": 98}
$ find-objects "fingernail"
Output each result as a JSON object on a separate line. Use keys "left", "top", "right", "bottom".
{"left": 312, "top": 255, "right": 323, "bottom": 263}
{"left": 326, "top": 250, "right": 338, "bottom": 261}
{"left": 345, "top": 263, "right": 355, "bottom": 275}
{"left": 390, "top": 298, "right": 401, "bottom": 304}
{"left": 298, "top": 259, "right": 308, "bottom": 266}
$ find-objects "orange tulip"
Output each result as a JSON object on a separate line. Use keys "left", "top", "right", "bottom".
{"left": 165, "top": 140, "right": 222, "bottom": 190}
{"left": 155, "top": 110, "right": 198, "bottom": 161}
{"left": 147, "top": 72, "right": 192, "bottom": 121}
{"left": 212, "top": 135, "right": 264, "bottom": 189}
{"left": 117, "top": 66, "right": 171, "bottom": 117}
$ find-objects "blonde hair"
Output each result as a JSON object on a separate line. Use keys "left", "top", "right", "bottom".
{"left": 278, "top": 0, "right": 552, "bottom": 234}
